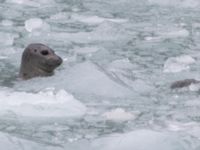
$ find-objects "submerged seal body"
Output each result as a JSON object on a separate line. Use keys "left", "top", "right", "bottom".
{"left": 170, "top": 79, "right": 200, "bottom": 89}
{"left": 19, "top": 43, "right": 62, "bottom": 79}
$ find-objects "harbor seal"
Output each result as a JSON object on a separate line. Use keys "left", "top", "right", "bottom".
{"left": 19, "top": 43, "right": 62, "bottom": 79}
{"left": 170, "top": 79, "right": 200, "bottom": 89}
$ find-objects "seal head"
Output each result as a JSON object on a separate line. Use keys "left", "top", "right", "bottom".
{"left": 19, "top": 43, "right": 62, "bottom": 79}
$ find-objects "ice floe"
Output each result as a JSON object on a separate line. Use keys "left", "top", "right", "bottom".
{"left": 25, "top": 18, "right": 50, "bottom": 32}
{"left": 164, "top": 55, "right": 195, "bottom": 73}
{"left": 148, "top": 0, "right": 200, "bottom": 8}
{"left": 91, "top": 129, "right": 190, "bottom": 150}
{"left": 102, "top": 108, "right": 138, "bottom": 122}
{"left": 0, "top": 132, "right": 63, "bottom": 150}
{"left": 0, "top": 88, "right": 86, "bottom": 118}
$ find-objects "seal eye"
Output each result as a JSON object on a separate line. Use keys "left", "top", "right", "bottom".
{"left": 34, "top": 49, "right": 37, "bottom": 52}
{"left": 41, "top": 50, "right": 49, "bottom": 56}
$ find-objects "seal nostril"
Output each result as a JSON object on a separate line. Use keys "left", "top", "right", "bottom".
{"left": 57, "top": 57, "right": 63, "bottom": 65}
{"left": 41, "top": 50, "right": 49, "bottom": 56}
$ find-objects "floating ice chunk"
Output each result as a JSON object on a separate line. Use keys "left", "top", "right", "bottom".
{"left": 72, "top": 15, "right": 105, "bottom": 24}
{"left": 6, "top": 0, "right": 26, "bottom": 4}
{"left": 31, "top": 21, "right": 128, "bottom": 44}
{"left": 148, "top": 0, "right": 200, "bottom": 8}
{"left": 50, "top": 12, "right": 70, "bottom": 20}
{"left": 167, "top": 123, "right": 185, "bottom": 131}
{"left": 145, "top": 36, "right": 154, "bottom": 41}
{"left": 6, "top": 0, "right": 55, "bottom": 6}
{"left": 0, "top": 47, "right": 16, "bottom": 59}
{"left": 108, "top": 58, "right": 133, "bottom": 69}
{"left": 189, "top": 83, "right": 200, "bottom": 91}
{"left": 25, "top": 18, "right": 50, "bottom": 32}
{"left": 74, "top": 46, "right": 99, "bottom": 54}
{"left": 0, "top": 132, "right": 63, "bottom": 150}
{"left": 166, "top": 121, "right": 200, "bottom": 140}
{"left": 92, "top": 22, "right": 128, "bottom": 41}
{"left": 6, "top": 0, "right": 39, "bottom": 6}
{"left": 38, "top": 0, "right": 55, "bottom": 4}
{"left": 184, "top": 99, "right": 200, "bottom": 108}
{"left": 91, "top": 129, "right": 189, "bottom": 150}
{"left": 107, "top": 59, "right": 153, "bottom": 93}
{"left": 0, "top": 89, "right": 86, "bottom": 118}
{"left": 102, "top": 108, "right": 138, "bottom": 121}
{"left": 1, "top": 20, "right": 13, "bottom": 26}
{"left": 72, "top": 14, "right": 127, "bottom": 25}
{"left": 163, "top": 55, "right": 195, "bottom": 73}
{"left": 0, "top": 32, "right": 18, "bottom": 46}
{"left": 145, "top": 28, "right": 189, "bottom": 41}
{"left": 60, "top": 61, "right": 133, "bottom": 98}
{"left": 131, "top": 79, "right": 153, "bottom": 93}
{"left": 161, "top": 29, "right": 189, "bottom": 38}
{"left": 107, "top": 18, "right": 128, "bottom": 23}
{"left": 14, "top": 61, "right": 134, "bottom": 98}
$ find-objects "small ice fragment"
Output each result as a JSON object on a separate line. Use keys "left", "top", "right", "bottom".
{"left": 189, "top": 83, "right": 200, "bottom": 91}
{"left": 7, "top": 0, "right": 24, "bottom": 4}
{"left": 6, "top": 0, "right": 55, "bottom": 6}
{"left": 25, "top": 18, "right": 49, "bottom": 32}
{"left": 1, "top": 20, "right": 13, "bottom": 26}
{"left": 63, "top": 58, "right": 68, "bottom": 61}
{"left": 167, "top": 124, "right": 183, "bottom": 131}
{"left": 108, "top": 58, "right": 133, "bottom": 69}
{"left": 163, "top": 55, "right": 195, "bottom": 73}
{"left": 72, "top": 14, "right": 127, "bottom": 25}
{"left": 102, "top": 108, "right": 137, "bottom": 121}
{"left": 0, "top": 32, "right": 18, "bottom": 46}
{"left": 145, "top": 36, "right": 154, "bottom": 41}
{"left": 164, "top": 29, "right": 189, "bottom": 38}
{"left": 148, "top": 0, "right": 199, "bottom": 8}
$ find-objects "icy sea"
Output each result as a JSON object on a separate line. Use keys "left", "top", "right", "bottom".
{"left": 1, "top": 0, "right": 200, "bottom": 149}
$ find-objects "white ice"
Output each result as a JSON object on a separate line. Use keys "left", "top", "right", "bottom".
{"left": 25, "top": 18, "right": 50, "bottom": 32}
{"left": 1, "top": 20, "right": 13, "bottom": 26}
{"left": 160, "top": 29, "right": 189, "bottom": 38}
{"left": 71, "top": 14, "right": 127, "bottom": 25}
{"left": 6, "top": 0, "right": 55, "bottom": 7}
{"left": 0, "top": 32, "right": 18, "bottom": 46}
{"left": 107, "top": 59, "right": 153, "bottom": 94}
{"left": 56, "top": 61, "right": 134, "bottom": 98}
{"left": 15, "top": 61, "right": 134, "bottom": 98}
{"left": 166, "top": 121, "right": 200, "bottom": 140}
{"left": 148, "top": 0, "right": 200, "bottom": 8}
{"left": 49, "top": 13, "right": 127, "bottom": 25}
{"left": 24, "top": 21, "right": 129, "bottom": 44}
{"left": 163, "top": 55, "right": 195, "bottom": 73}
{"left": 145, "top": 28, "right": 189, "bottom": 42}
{"left": 0, "top": 132, "right": 63, "bottom": 150}
{"left": 102, "top": 108, "right": 138, "bottom": 122}
{"left": 91, "top": 129, "right": 189, "bottom": 150}
{"left": 0, "top": 88, "right": 86, "bottom": 118}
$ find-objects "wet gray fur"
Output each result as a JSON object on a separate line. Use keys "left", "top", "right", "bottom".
{"left": 19, "top": 43, "right": 62, "bottom": 79}
{"left": 170, "top": 79, "right": 200, "bottom": 89}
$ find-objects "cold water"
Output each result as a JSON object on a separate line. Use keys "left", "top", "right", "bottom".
{"left": 0, "top": 0, "right": 200, "bottom": 149}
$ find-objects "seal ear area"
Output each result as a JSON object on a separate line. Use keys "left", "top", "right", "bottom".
{"left": 21, "top": 47, "right": 34, "bottom": 62}
{"left": 24, "top": 47, "right": 39, "bottom": 55}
